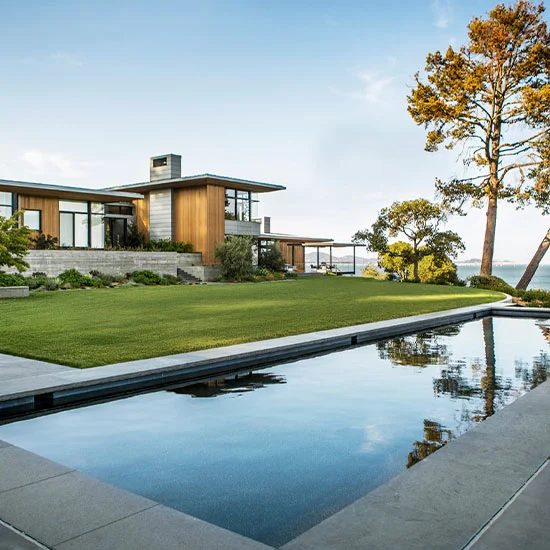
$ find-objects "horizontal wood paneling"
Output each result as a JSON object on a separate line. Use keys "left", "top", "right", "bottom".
{"left": 18, "top": 195, "right": 60, "bottom": 239}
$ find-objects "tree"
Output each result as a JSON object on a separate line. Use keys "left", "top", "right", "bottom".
{"left": 353, "top": 198, "right": 464, "bottom": 282}
{"left": 408, "top": 1, "right": 550, "bottom": 277}
{"left": 258, "top": 242, "right": 285, "bottom": 272}
{"left": 379, "top": 242, "right": 414, "bottom": 282}
{"left": 0, "top": 212, "right": 32, "bottom": 272}
{"left": 214, "top": 236, "right": 255, "bottom": 281}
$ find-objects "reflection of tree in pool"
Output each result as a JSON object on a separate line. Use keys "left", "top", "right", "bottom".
{"left": 170, "top": 371, "right": 286, "bottom": 398}
{"left": 407, "top": 419, "right": 453, "bottom": 468}
{"left": 433, "top": 318, "right": 511, "bottom": 423}
{"left": 514, "top": 352, "right": 549, "bottom": 390}
{"left": 377, "top": 325, "right": 462, "bottom": 368}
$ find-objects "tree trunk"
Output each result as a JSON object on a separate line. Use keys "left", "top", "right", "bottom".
{"left": 482, "top": 317, "right": 496, "bottom": 419}
{"left": 516, "top": 227, "right": 550, "bottom": 290}
{"left": 412, "top": 241, "right": 419, "bottom": 282}
{"left": 480, "top": 195, "right": 498, "bottom": 277}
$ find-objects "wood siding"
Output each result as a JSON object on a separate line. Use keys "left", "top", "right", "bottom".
{"left": 173, "top": 184, "right": 225, "bottom": 263}
{"left": 18, "top": 195, "right": 60, "bottom": 239}
{"left": 133, "top": 195, "right": 150, "bottom": 240}
{"left": 278, "top": 240, "right": 305, "bottom": 271}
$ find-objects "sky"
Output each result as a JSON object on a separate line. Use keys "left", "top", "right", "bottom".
{"left": 1, "top": 0, "right": 548, "bottom": 262}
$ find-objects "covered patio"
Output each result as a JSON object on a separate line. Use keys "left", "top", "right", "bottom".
{"left": 287, "top": 242, "right": 365, "bottom": 275}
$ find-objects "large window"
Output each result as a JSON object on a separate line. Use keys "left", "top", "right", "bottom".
{"left": 23, "top": 210, "right": 41, "bottom": 231}
{"left": 59, "top": 200, "right": 104, "bottom": 248}
{"left": 0, "top": 192, "right": 13, "bottom": 219}
{"left": 225, "top": 189, "right": 259, "bottom": 221}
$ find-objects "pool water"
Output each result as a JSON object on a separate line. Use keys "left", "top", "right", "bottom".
{"left": 1, "top": 317, "right": 549, "bottom": 546}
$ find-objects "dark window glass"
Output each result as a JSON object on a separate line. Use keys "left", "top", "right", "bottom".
{"left": 153, "top": 157, "right": 167, "bottom": 167}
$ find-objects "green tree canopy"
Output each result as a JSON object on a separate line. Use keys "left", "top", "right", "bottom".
{"left": 408, "top": 1, "right": 550, "bottom": 277}
{"left": 0, "top": 212, "right": 32, "bottom": 272}
{"left": 353, "top": 198, "right": 464, "bottom": 282}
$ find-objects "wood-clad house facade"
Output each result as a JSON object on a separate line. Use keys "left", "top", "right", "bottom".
{"left": 0, "top": 153, "right": 332, "bottom": 269}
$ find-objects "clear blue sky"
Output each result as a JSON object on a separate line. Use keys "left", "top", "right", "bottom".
{"left": 1, "top": 0, "right": 548, "bottom": 262}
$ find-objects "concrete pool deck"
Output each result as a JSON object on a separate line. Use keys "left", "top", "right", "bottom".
{"left": 1, "top": 299, "right": 550, "bottom": 549}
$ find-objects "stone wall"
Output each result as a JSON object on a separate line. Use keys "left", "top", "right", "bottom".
{"left": 7, "top": 250, "right": 204, "bottom": 278}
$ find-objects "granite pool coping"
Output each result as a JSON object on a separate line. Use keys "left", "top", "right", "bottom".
{"left": 0, "top": 296, "right": 529, "bottom": 416}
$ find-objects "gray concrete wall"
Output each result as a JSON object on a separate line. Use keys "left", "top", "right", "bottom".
{"left": 0, "top": 287, "right": 29, "bottom": 299}
{"left": 179, "top": 266, "right": 221, "bottom": 282}
{"left": 225, "top": 220, "right": 261, "bottom": 236}
{"left": 6, "top": 250, "right": 204, "bottom": 278}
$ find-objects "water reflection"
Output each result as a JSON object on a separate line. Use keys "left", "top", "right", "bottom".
{"left": 407, "top": 419, "right": 453, "bottom": 468}
{"left": 382, "top": 317, "right": 550, "bottom": 467}
{"left": 170, "top": 372, "right": 286, "bottom": 398}
{"left": 376, "top": 325, "right": 461, "bottom": 368}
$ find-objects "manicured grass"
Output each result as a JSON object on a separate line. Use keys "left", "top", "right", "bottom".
{"left": 0, "top": 277, "right": 501, "bottom": 368}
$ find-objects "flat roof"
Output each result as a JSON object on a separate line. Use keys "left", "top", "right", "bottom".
{"left": 259, "top": 233, "right": 334, "bottom": 243}
{"left": 0, "top": 179, "right": 143, "bottom": 202}
{"left": 106, "top": 174, "right": 286, "bottom": 194}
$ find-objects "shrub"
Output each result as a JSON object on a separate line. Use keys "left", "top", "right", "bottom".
{"left": 362, "top": 264, "right": 387, "bottom": 280}
{"left": 25, "top": 273, "right": 50, "bottom": 290}
{"left": 214, "top": 236, "right": 255, "bottom": 281}
{"left": 129, "top": 270, "right": 163, "bottom": 285}
{"left": 126, "top": 221, "right": 145, "bottom": 248}
{"left": 89, "top": 270, "right": 124, "bottom": 284}
{"left": 31, "top": 233, "right": 58, "bottom": 250}
{"left": 469, "top": 275, "right": 515, "bottom": 294}
{"left": 143, "top": 240, "right": 193, "bottom": 253}
{"left": 58, "top": 268, "right": 87, "bottom": 287}
{"left": 410, "top": 255, "right": 459, "bottom": 285}
{"left": 0, "top": 271, "right": 26, "bottom": 287}
{"left": 284, "top": 271, "right": 298, "bottom": 279}
{"left": 42, "top": 278, "right": 59, "bottom": 291}
{"left": 161, "top": 274, "right": 180, "bottom": 285}
{"left": 258, "top": 242, "right": 285, "bottom": 272}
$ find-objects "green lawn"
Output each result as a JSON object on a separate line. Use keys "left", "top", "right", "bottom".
{"left": 0, "top": 277, "right": 502, "bottom": 368}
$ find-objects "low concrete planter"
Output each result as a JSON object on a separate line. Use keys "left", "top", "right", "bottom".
{"left": 0, "top": 286, "right": 29, "bottom": 299}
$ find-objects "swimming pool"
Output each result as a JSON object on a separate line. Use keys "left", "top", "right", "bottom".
{"left": 0, "top": 317, "right": 548, "bottom": 546}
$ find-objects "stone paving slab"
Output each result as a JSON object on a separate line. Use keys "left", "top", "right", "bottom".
{"left": 470, "top": 462, "right": 550, "bottom": 550}
{"left": 0, "top": 354, "right": 73, "bottom": 383}
{"left": 0, "top": 522, "right": 47, "bottom": 550}
{"left": 0, "top": 445, "right": 73, "bottom": 493}
{"left": 55, "top": 504, "right": 273, "bottom": 550}
{"left": 282, "top": 380, "right": 550, "bottom": 550}
{"left": 0, "top": 470, "right": 156, "bottom": 547}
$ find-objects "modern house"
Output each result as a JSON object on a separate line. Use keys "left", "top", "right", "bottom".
{"left": 0, "top": 153, "right": 332, "bottom": 271}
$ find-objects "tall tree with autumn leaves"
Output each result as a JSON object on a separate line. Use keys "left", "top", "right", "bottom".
{"left": 408, "top": 1, "right": 550, "bottom": 277}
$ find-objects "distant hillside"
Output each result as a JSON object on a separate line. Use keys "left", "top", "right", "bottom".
{"left": 305, "top": 252, "right": 377, "bottom": 264}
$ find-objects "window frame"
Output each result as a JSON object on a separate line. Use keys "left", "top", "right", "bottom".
{"left": 23, "top": 209, "right": 41, "bottom": 231}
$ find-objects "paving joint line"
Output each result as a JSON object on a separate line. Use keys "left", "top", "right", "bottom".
{"left": 0, "top": 518, "right": 52, "bottom": 549}
{"left": 462, "top": 458, "right": 550, "bottom": 549}
{"left": 52, "top": 503, "right": 160, "bottom": 547}
{"left": 0, "top": 469, "right": 75, "bottom": 495}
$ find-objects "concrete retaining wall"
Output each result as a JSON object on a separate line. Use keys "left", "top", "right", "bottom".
{"left": 6, "top": 251, "right": 204, "bottom": 278}
{"left": 0, "top": 287, "right": 29, "bottom": 299}
{"left": 179, "top": 266, "right": 221, "bottom": 282}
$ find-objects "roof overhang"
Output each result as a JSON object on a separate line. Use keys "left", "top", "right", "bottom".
{"left": 106, "top": 174, "right": 286, "bottom": 194}
{"left": 290, "top": 241, "right": 365, "bottom": 247}
{"left": 259, "top": 233, "right": 334, "bottom": 243}
{"left": 0, "top": 179, "right": 143, "bottom": 203}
